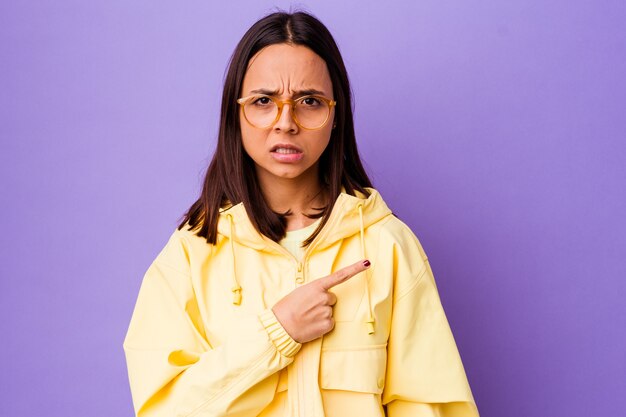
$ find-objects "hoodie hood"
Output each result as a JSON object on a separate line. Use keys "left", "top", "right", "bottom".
{"left": 216, "top": 186, "right": 393, "bottom": 334}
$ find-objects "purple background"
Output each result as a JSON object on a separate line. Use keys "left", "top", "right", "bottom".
{"left": 1, "top": 1, "right": 625, "bottom": 416}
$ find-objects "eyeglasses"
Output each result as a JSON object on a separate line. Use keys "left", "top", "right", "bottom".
{"left": 237, "top": 94, "right": 336, "bottom": 130}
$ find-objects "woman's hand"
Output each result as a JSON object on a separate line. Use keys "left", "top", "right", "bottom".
{"left": 271, "top": 259, "right": 371, "bottom": 343}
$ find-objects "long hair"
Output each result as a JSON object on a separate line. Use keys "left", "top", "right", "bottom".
{"left": 178, "top": 10, "right": 373, "bottom": 247}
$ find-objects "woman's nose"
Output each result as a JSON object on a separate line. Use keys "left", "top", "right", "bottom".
{"left": 273, "top": 103, "right": 298, "bottom": 133}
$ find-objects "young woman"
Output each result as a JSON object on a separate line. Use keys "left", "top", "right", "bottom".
{"left": 123, "top": 10, "right": 479, "bottom": 417}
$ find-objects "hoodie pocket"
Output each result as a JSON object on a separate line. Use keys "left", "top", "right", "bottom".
{"left": 320, "top": 344, "right": 387, "bottom": 394}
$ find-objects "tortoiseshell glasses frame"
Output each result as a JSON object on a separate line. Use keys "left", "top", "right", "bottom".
{"left": 236, "top": 94, "right": 337, "bottom": 130}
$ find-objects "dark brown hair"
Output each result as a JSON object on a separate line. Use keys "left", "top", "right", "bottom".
{"left": 177, "top": 9, "right": 372, "bottom": 247}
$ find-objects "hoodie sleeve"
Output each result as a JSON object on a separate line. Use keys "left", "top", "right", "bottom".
{"left": 122, "top": 231, "right": 301, "bottom": 417}
{"left": 381, "top": 228, "right": 480, "bottom": 417}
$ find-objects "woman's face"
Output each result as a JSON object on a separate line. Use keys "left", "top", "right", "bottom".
{"left": 239, "top": 43, "right": 335, "bottom": 185}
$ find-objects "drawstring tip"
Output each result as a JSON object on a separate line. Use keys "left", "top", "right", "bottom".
{"left": 232, "top": 287, "right": 242, "bottom": 305}
{"left": 366, "top": 319, "right": 375, "bottom": 335}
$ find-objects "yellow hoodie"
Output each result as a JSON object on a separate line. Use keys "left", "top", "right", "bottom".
{"left": 123, "top": 187, "right": 479, "bottom": 417}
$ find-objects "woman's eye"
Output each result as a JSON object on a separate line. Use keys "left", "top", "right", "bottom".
{"left": 301, "top": 97, "right": 321, "bottom": 106}
{"left": 252, "top": 96, "right": 272, "bottom": 105}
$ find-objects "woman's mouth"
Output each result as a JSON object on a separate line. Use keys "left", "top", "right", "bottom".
{"left": 274, "top": 147, "right": 301, "bottom": 154}
{"left": 270, "top": 144, "right": 304, "bottom": 162}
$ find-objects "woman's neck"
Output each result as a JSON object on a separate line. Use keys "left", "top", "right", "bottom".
{"left": 257, "top": 168, "right": 326, "bottom": 231}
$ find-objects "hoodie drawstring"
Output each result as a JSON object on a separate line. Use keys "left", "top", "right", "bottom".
{"left": 357, "top": 203, "right": 376, "bottom": 334}
{"left": 227, "top": 214, "right": 242, "bottom": 305}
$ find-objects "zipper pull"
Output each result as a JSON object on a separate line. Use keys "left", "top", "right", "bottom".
{"left": 295, "top": 262, "right": 305, "bottom": 284}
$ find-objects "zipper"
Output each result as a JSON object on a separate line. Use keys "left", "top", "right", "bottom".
{"left": 259, "top": 195, "right": 347, "bottom": 417}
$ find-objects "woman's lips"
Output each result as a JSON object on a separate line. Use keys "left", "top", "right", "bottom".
{"left": 270, "top": 147, "right": 304, "bottom": 162}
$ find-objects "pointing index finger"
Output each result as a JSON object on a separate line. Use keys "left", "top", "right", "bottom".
{"left": 318, "top": 260, "right": 370, "bottom": 291}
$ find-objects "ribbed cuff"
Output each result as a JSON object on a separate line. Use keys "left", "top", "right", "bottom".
{"left": 259, "top": 308, "right": 302, "bottom": 357}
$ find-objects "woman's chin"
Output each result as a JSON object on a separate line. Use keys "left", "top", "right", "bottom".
{"left": 256, "top": 164, "right": 317, "bottom": 183}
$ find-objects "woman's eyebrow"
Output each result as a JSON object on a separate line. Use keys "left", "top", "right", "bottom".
{"left": 249, "top": 88, "right": 327, "bottom": 97}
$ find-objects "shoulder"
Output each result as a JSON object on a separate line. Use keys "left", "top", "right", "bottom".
{"left": 376, "top": 214, "right": 429, "bottom": 263}
{"left": 372, "top": 214, "right": 432, "bottom": 296}
{"left": 153, "top": 223, "right": 214, "bottom": 274}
